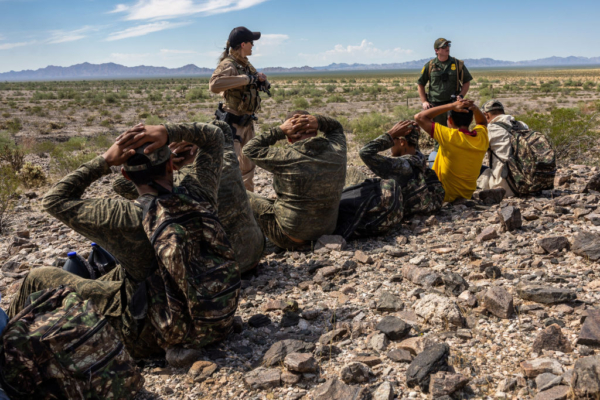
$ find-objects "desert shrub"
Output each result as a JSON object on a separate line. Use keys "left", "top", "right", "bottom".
{"left": 50, "top": 150, "right": 96, "bottom": 176}
{"left": 32, "top": 140, "right": 57, "bottom": 154}
{"left": 62, "top": 137, "right": 87, "bottom": 152}
{"left": 32, "top": 91, "right": 57, "bottom": 100}
{"left": 311, "top": 98, "right": 324, "bottom": 107}
{"left": 393, "top": 105, "right": 420, "bottom": 121}
{"left": 100, "top": 119, "right": 112, "bottom": 128}
{"left": 89, "top": 133, "right": 114, "bottom": 149}
{"left": 0, "top": 144, "right": 24, "bottom": 172}
{"left": 6, "top": 118, "right": 22, "bottom": 134}
{"left": 57, "top": 89, "right": 78, "bottom": 99}
{"left": 145, "top": 115, "right": 164, "bottom": 125}
{"left": 0, "top": 131, "right": 15, "bottom": 149}
{"left": 517, "top": 107, "right": 599, "bottom": 160}
{"left": 0, "top": 165, "right": 19, "bottom": 232}
{"left": 327, "top": 95, "right": 347, "bottom": 103}
{"left": 292, "top": 97, "right": 310, "bottom": 109}
{"left": 148, "top": 92, "right": 162, "bottom": 102}
{"left": 349, "top": 112, "right": 394, "bottom": 146}
{"left": 104, "top": 93, "right": 119, "bottom": 104}
{"left": 185, "top": 88, "right": 207, "bottom": 101}
{"left": 18, "top": 162, "right": 47, "bottom": 188}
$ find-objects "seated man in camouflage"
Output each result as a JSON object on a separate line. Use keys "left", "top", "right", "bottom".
{"left": 243, "top": 112, "right": 347, "bottom": 250}
{"left": 358, "top": 120, "right": 444, "bottom": 217}
{"left": 113, "top": 121, "right": 264, "bottom": 274}
{"left": 8, "top": 121, "right": 236, "bottom": 360}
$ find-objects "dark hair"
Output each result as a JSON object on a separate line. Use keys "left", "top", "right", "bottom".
{"left": 285, "top": 110, "right": 310, "bottom": 121}
{"left": 125, "top": 153, "right": 169, "bottom": 185}
{"left": 448, "top": 109, "right": 473, "bottom": 128}
{"left": 218, "top": 41, "right": 242, "bottom": 64}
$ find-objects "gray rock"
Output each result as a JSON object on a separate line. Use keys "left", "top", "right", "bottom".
{"left": 248, "top": 314, "right": 271, "bottom": 328}
{"left": 313, "top": 378, "right": 369, "bottom": 400}
{"left": 284, "top": 353, "right": 318, "bottom": 373}
{"left": 517, "top": 285, "right": 576, "bottom": 304}
{"left": 188, "top": 360, "right": 218, "bottom": 383}
{"left": 354, "top": 250, "right": 373, "bottom": 264}
{"left": 484, "top": 265, "right": 503, "bottom": 279}
{"left": 280, "top": 311, "right": 300, "bottom": 327}
{"left": 584, "top": 173, "right": 600, "bottom": 193}
{"left": 314, "top": 345, "right": 342, "bottom": 360}
{"left": 571, "top": 231, "right": 600, "bottom": 261}
{"left": 571, "top": 355, "right": 600, "bottom": 398}
{"left": 243, "top": 367, "right": 281, "bottom": 389}
{"left": 532, "top": 324, "right": 572, "bottom": 353}
{"left": 479, "top": 188, "right": 506, "bottom": 205}
{"left": 537, "top": 236, "right": 569, "bottom": 253}
{"left": 316, "top": 235, "right": 346, "bottom": 251}
{"left": 483, "top": 286, "right": 514, "bottom": 319}
{"left": 402, "top": 265, "right": 442, "bottom": 288}
{"left": 442, "top": 272, "right": 469, "bottom": 297}
{"left": 372, "top": 381, "right": 394, "bottom": 400}
{"left": 376, "top": 316, "right": 411, "bottom": 340}
{"left": 533, "top": 385, "right": 570, "bottom": 400}
{"left": 376, "top": 291, "right": 404, "bottom": 312}
{"left": 429, "top": 371, "right": 470, "bottom": 397}
{"left": 578, "top": 309, "right": 600, "bottom": 346}
{"left": 370, "top": 332, "right": 389, "bottom": 351}
{"left": 477, "top": 226, "right": 499, "bottom": 242}
{"left": 535, "top": 372, "right": 562, "bottom": 392}
{"left": 387, "top": 348, "right": 413, "bottom": 363}
{"left": 318, "top": 328, "right": 348, "bottom": 345}
{"left": 340, "top": 362, "right": 371, "bottom": 384}
{"left": 262, "top": 339, "right": 315, "bottom": 366}
{"left": 406, "top": 343, "right": 450, "bottom": 392}
{"left": 521, "top": 358, "right": 563, "bottom": 378}
{"left": 554, "top": 195, "right": 577, "bottom": 207}
{"left": 498, "top": 206, "right": 522, "bottom": 231}
{"left": 414, "top": 293, "right": 465, "bottom": 328}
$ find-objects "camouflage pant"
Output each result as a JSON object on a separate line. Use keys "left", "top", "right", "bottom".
{"left": 8, "top": 267, "right": 163, "bottom": 360}
{"left": 246, "top": 192, "right": 308, "bottom": 251}
{"left": 233, "top": 121, "right": 256, "bottom": 192}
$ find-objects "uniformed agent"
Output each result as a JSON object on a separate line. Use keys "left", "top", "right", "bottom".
{"left": 209, "top": 26, "right": 268, "bottom": 192}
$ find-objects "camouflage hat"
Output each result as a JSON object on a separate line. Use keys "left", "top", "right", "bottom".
{"left": 482, "top": 99, "right": 505, "bottom": 113}
{"left": 404, "top": 125, "right": 420, "bottom": 146}
{"left": 123, "top": 143, "right": 171, "bottom": 172}
{"left": 434, "top": 38, "right": 451, "bottom": 49}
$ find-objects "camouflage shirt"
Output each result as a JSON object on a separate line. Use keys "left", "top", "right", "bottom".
{"left": 243, "top": 115, "right": 347, "bottom": 241}
{"left": 113, "top": 121, "right": 264, "bottom": 273}
{"left": 42, "top": 122, "right": 224, "bottom": 316}
{"left": 359, "top": 133, "right": 426, "bottom": 189}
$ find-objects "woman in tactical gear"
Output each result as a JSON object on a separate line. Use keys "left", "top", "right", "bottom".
{"left": 209, "top": 26, "right": 268, "bottom": 192}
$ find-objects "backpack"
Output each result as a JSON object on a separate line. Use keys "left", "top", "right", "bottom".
{"left": 335, "top": 178, "right": 403, "bottom": 239}
{"left": 403, "top": 168, "right": 445, "bottom": 217}
{"left": 490, "top": 121, "right": 556, "bottom": 196}
{"left": 0, "top": 286, "right": 144, "bottom": 400}
{"left": 136, "top": 187, "right": 241, "bottom": 349}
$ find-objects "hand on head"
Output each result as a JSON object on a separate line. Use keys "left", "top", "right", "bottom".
{"left": 115, "top": 124, "right": 169, "bottom": 154}
{"left": 169, "top": 141, "right": 197, "bottom": 169}
{"left": 387, "top": 120, "right": 418, "bottom": 139}
{"left": 451, "top": 99, "right": 475, "bottom": 113}
{"left": 280, "top": 114, "right": 318, "bottom": 141}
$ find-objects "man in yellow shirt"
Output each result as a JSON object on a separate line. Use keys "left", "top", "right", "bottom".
{"left": 414, "top": 100, "right": 488, "bottom": 202}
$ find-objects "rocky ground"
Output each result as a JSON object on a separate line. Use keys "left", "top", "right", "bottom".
{"left": 2, "top": 158, "right": 600, "bottom": 400}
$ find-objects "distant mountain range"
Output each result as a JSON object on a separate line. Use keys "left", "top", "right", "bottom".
{"left": 2, "top": 56, "right": 600, "bottom": 81}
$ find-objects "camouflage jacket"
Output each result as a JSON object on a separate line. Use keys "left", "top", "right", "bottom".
{"left": 360, "top": 134, "right": 443, "bottom": 216}
{"left": 243, "top": 115, "right": 347, "bottom": 241}
{"left": 113, "top": 121, "right": 264, "bottom": 273}
{"left": 42, "top": 122, "right": 224, "bottom": 318}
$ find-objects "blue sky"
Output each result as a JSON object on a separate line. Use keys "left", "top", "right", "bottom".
{"left": 0, "top": 0, "right": 598, "bottom": 73}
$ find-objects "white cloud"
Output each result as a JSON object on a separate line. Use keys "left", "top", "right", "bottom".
{"left": 0, "top": 41, "right": 36, "bottom": 50}
{"left": 47, "top": 26, "right": 97, "bottom": 44}
{"left": 105, "top": 21, "right": 189, "bottom": 41}
{"left": 109, "top": 4, "right": 130, "bottom": 13}
{"left": 299, "top": 39, "right": 414, "bottom": 64}
{"left": 253, "top": 33, "right": 288, "bottom": 58}
{"left": 111, "top": 0, "right": 269, "bottom": 21}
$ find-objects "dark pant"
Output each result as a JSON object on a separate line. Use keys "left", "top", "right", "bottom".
{"left": 246, "top": 192, "right": 308, "bottom": 251}
{"left": 430, "top": 101, "right": 450, "bottom": 151}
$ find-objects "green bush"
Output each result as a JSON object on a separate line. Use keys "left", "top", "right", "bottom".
{"left": 145, "top": 115, "right": 164, "bottom": 125}
{"left": 18, "top": 162, "right": 47, "bottom": 188}
{"left": 0, "top": 165, "right": 19, "bottom": 232}
{"left": 517, "top": 107, "right": 599, "bottom": 160}
{"left": 6, "top": 118, "right": 22, "bottom": 134}
{"left": 292, "top": 97, "right": 310, "bottom": 109}
{"left": 62, "top": 137, "right": 87, "bottom": 152}
{"left": 0, "top": 131, "right": 15, "bottom": 150}
{"left": 148, "top": 92, "right": 162, "bottom": 101}
{"left": 327, "top": 95, "right": 347, "bottom": 103}
{"left": 185, "top": 88, "right": 207, "bottom": 101}
{"left": 349, "top": 112, "right": 394, "bottom": 146}
{"left": 50, "top": 150, "right": 96, "bottom": 177}
{"left": 104, "top": 93, "right": 119, "bottom": 104}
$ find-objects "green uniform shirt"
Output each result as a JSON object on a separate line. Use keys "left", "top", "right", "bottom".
{"left": 417, "top": 57, "right": 473, "bottom": 103}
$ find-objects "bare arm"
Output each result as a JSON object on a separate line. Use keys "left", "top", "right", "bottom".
{"left": 417, "top": 84, "right": 432, "bottom": 110}
{"left": 459, "top": 81, "right": 470, "bottom": 98}
{"left": 470, "top": 102, "right": 487, "bottom": 127}
{"left": 414, "top": 103, "right": 455, "bottom": 136}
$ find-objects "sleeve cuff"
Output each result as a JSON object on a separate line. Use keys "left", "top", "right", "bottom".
{"left": 430, "top": 122, "right": 436, "bottom": 138}
{"left": 93, "top": 156, "right": 112, "bottom": 175}
{"left": 272, "top": 127, "right": 287, "bottom": 141}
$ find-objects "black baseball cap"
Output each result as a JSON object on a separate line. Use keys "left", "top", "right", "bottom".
{"left": 229, "top": 27, "right": 261, "bottom": 48}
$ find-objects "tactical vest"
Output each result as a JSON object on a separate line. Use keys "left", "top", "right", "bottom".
{"left": 222, "top": 56, "right": 261, "bottom": 115}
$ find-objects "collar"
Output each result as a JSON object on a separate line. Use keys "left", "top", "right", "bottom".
{"left": 458, "top": 128, "right": 477, "bottom": 137}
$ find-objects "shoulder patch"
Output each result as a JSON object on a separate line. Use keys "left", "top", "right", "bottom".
{"left": 421, "top": 66, "right": 425, "bottom": 74}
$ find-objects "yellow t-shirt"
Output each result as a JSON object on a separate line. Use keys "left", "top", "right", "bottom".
{"left": 432, "top": 123, "right": 489, "bottom": 202}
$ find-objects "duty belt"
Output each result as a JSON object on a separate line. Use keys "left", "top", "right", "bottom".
{"left": 214, "top": 102, "right": 257, "bottom": 142}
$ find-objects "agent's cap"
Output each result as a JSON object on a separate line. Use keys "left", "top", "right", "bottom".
{"left": 229, "top": 27, "right": 261, "bottom": 48}
{"left": 482, "top": 99, "right": 505, "bottom": 113}
{"left": 123, "top": 143, "right": 171, "bottom": 172}
{"left": 434, "top": 38, "right": 451, "bottom": 49}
